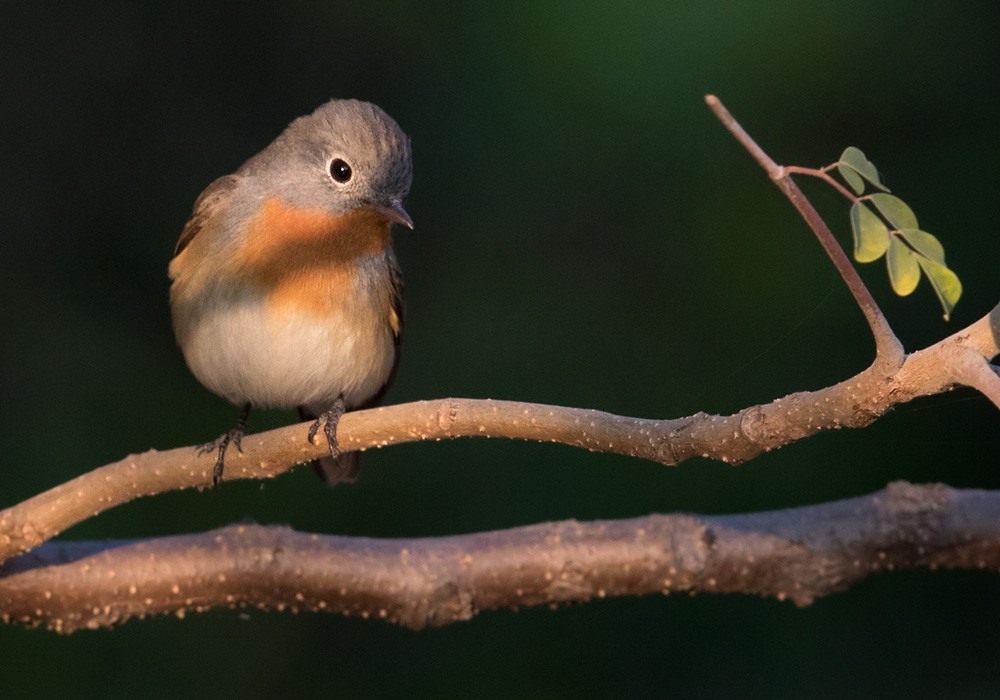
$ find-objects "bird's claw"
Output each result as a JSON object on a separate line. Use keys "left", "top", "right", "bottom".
{"left": 308, "top": 396, "right": 347, "bottom": 460}
{"left": 199, "top": 403, "right": 251, "bottom": 486}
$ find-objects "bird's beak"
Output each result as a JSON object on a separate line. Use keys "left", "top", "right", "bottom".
{"left": 374, "top": 198, "right": 414, "bottom": 230}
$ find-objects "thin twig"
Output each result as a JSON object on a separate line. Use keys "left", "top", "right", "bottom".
{"left": 704, "top": 95, "right": 902, "bottom": 362}
{"left": 783, "top": 165, "right": 860, "bottom": 202}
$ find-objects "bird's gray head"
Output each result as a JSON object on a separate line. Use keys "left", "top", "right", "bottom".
{"left": 239, "top": 99, "right": 413, "bottom": 227}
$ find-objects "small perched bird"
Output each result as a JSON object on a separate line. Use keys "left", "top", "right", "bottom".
{"left": 169, "top": 99, "right": 413, "bottom": 485}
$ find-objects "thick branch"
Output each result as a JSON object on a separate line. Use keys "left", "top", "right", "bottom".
{"left": 3, "top": 482, "right": 998, "bottom": 633}
{"left": 1, "top": 304, "right": 997, "bottom": 565}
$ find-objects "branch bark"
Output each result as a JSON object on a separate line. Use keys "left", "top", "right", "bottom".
{"left": 3, "top": 482, "right": 998, "bottom": 633}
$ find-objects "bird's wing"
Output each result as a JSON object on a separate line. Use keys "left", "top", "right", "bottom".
{"left": 388, "top": 249, "right": 405, "bottom": 346}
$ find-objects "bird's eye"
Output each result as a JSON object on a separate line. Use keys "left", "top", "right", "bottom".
{"left": 329, "top": 158, "right": 352, "bottom": 183}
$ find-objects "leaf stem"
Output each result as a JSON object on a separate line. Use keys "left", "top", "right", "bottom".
{"left": 783, "top": 165, "right": 860, "bottom": 203}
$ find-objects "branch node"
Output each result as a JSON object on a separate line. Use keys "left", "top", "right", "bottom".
{"left": 654, "top": 435, "right": 680, "bottom": 465}
{"left": 879, "top": 481, "right": 951, "bottom": 515}
{"left": 737, "top": 405, "right": 768, "bottom": 447}
{"left": 436, "top": 398, "right": 459, "bottom": 435}
{"left": 849, "top": 406, "right": 880, "bottom": 429}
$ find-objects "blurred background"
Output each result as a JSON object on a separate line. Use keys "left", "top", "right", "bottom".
{"left": 2, "top": 1, "right": 999, "bottom": 697}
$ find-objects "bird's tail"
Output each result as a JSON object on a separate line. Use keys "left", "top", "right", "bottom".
{"left": 313, "top": 451, "right": 362, "bottom": 486}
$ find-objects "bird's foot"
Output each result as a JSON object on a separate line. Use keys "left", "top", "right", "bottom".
{"left": 307, "top": 396, "right": 347, "bottom": 461}
{"left": 197, "top": 403, "right": 251, "bottom": 486}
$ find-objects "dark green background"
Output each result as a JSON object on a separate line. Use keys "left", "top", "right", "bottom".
{"left": 2, "top": 2, "right": 999, "bottom": 697}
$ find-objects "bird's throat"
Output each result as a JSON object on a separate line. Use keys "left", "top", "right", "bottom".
{"left": 243, "top": 197, "right": 392, "bottom": 265}
{"left": 232, "top": 197, "right": 392, "bottom": 318}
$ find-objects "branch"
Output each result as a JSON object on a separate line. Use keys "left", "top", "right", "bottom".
{"left": 1, "top": 303, "right": 998, "bottom": 565}
{"left": 3, "top": 482, "right": 998, "bottom": 633}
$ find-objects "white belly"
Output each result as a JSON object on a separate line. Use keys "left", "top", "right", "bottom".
{"left": 176, "top": 282, "right": 396, "bottom": 411}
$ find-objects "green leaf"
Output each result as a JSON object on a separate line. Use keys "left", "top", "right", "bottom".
{"left": 886, "top": 236, "right": 921, "bottom": 296}
{"left": 850, "top": 202, "right": 891, "bottom": 262}
{"left": 868, "top": 193, "right": 918, "bottom": 230}
{"left": 915, "top": 256, "right": 962, "bottom": 321}
{"left": 838, "top": 162, "right": 865, "bottom": 195}
{"left": 898, "top": 228, "right": 946, "bottom": 265}
{"left": 837, "top": 147, "right": 889, "bottom": 193}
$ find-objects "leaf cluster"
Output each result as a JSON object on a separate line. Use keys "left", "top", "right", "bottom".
{"left": 838, "top": 147, "right": 961, "bottom": 319}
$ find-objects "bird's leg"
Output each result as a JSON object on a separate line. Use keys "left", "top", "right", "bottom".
{"left": 307, "top": 395, "right": 347, "bottom": 461}
{"left": 197, "top": 402, "right": 251, "bottom": 486}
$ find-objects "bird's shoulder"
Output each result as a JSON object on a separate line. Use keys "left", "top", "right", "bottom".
{"left": 172, "top": 175, "right": 240, "bottom": 258}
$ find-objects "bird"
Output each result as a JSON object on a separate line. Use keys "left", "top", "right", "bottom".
{"left": 168, "top": 99, "right": 413, "bottom": 486}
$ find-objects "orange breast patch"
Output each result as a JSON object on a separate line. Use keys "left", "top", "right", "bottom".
{"left": 236, "top": 198, "right": 393, "bottom": 318}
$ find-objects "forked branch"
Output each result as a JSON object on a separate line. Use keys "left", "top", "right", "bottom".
{"left": 1, "top": 96, "right": 998, "bottom": 632}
